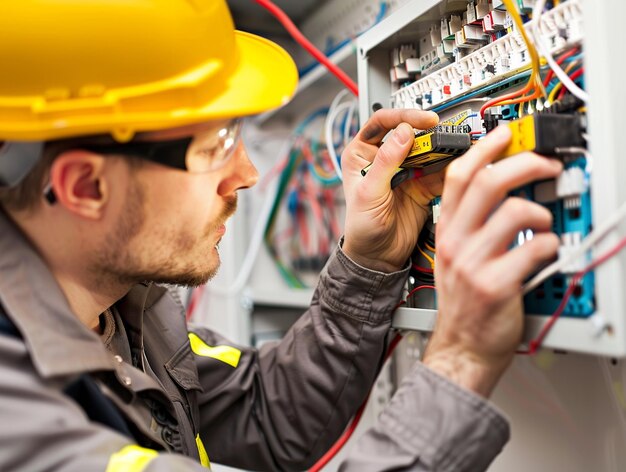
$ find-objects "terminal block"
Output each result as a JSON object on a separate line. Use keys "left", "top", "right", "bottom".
{"left": 501, "top": 114, "right": 585, "bottom": 158}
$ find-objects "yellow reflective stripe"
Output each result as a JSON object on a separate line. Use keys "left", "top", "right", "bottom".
{"left": 188, "top": 332, "right": 241, "bottom": 368}
{"left": 106, "top": 445, "right": 158, "bottom": 472}
{"left": 195, "top": 434, "right": 211, "bottom": 469}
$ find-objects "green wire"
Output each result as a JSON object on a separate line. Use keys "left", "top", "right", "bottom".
{"left": 264, "top": 108, "right": 335, "bottom": 288}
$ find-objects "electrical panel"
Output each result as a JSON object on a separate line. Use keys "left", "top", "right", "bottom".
{"left": 357, "top": 0, "right": 626, "bottom": 356}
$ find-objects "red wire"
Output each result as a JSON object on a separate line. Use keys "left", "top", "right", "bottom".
{"left": 412, "top": 264, "right": 434, "bottom": 274}
{"left": 557, "top": 67, "right": 584, "bottom": 100}
{"left": 323, "top": 189, "right": 341, "bottom": 240}
{"left": 518, "top": 233, "right": 626, "bottom": 355}
{"left": 480, "top": 82, "right": 533, "bottom": 117}
{"left": 407, "top": 284, "right": 437, "bottom": 299}
{"left": 542, "top": 47, "right": 580, "bottom": 88}
{"left": 274, "top": 225, "right": 294, "bottom": 246}
{"left": 297, "top": 202, "right": 311, "bottom": 255}
{"left": 308, "top": 333, "right": 404, "bottom": 472}
{"left": 308, "top": 285, "right": 437, "bottom": 471}
{"left": 253, "top": 0, "right": 359, "bottom": 96}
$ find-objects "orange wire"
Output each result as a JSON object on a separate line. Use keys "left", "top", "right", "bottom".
{"left": 480, "top": 75, "right": 539, "bottom": 117}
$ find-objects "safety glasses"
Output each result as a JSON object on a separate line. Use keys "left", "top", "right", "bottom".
{"left": 43, "top": 119, "right": 243, "bottom": 204}
{"left": 79, "top": 118, "right": 243, "bottom": 173}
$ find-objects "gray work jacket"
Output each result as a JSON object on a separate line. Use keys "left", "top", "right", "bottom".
{"left": 0, "top": 211, "right": 508, "bottom": 471}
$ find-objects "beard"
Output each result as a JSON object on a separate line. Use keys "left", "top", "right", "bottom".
{"left": 94, "top": 175, "right": 238, "bottom": 289}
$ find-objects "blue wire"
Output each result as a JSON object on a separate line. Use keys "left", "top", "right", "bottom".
{"left": 291, "top": 107, "right": 341, "bottom": 186}
{"left": 430, "top": 70, "right": 532, "bottom": 114}
{"left": 295, "top": 108, "right": 329, "bottom": 134}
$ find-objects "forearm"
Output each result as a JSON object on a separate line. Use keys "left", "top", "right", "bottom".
{"left": 340, "top": 362, "right": 510, "bottom": 472}
{"left": 196, "top": 243, "right": 410, "bottom": 471}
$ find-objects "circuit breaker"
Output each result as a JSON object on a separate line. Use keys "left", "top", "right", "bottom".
{"left": 357, "top": 0, "right": 626, "bottom": 356}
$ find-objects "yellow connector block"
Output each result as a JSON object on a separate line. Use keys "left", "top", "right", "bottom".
{"left": 502, "top": 115, "right": 537, "bottom": 158}
{"left": 500, "top": 113, "right": 583, "bottom": 158}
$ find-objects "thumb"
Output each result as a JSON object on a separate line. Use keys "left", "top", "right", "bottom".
{"left": 364, "top": 123, "right": 414, "bottom": 195}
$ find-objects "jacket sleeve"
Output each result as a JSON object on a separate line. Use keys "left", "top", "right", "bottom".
{"left": 192, "top": 244, "right": 409, "bottom": 471}
{"left": 0, "top": 334, "right": 209, "bottom": 472}
{"left": 340, "top": 362, "right": 510, "bottom": 472}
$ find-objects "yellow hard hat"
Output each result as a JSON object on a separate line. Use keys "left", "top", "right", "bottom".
{"left": 0, "top": 0, "right": 298, "bottom": 142}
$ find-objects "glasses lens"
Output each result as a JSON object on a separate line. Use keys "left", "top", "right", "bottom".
{"left": 185, "top": 119, "right": 242, "bottom": 173}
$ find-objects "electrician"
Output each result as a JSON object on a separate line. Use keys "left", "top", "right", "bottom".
{"left": 0, "top": 1, "right": 562, "bottom": 471}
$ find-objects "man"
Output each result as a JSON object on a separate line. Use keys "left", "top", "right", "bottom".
{"left": 0, "top": 1, "right": 562, "bottom": 471}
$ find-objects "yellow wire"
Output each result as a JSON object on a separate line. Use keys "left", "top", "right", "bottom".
{"left": 424, "top": 242, "right": 436, "bottom": 253}
{"left": 548, "top": 83, "right": 562, "bottom": 104}
{"left": 417, "top": 245, "right": 435, "bottom": 269}
{"left": 558, "top": 60, "right": 581, "bottom": 80}
{"left": 547, "top": 61, "right": 580, "bottom": 105}
{"left": 502, "top": 0, "right": 543, "bottom": 98}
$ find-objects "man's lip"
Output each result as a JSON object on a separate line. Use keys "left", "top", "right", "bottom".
{"left": 216, "top": 224, "right": 226, "bottom": 236}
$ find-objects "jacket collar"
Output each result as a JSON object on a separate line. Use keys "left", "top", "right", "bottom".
{"left": 0, "top": 211, "right": 130, "bottom": 378}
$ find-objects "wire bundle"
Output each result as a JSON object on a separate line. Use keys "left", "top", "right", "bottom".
{"left": 264, "top": 109, "right": 345, "bottom": 288}
{"left": 480, "top": 0, "right": 545, "bottom": 118}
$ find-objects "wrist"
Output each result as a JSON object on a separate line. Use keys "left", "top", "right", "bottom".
{"left": 422, "top": 345, "right": 513, "bottom": 398}
{"left": 341, "top": 242, "right": 404, "bottom": 273}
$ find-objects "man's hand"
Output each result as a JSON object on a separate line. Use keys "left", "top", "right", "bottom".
{"left": 342, "top": 109, "right": 441, "bottom": 273}
{"left": 424, "top": 125, "right": 563, "bottom": 398}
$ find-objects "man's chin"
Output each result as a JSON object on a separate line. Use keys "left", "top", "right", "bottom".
{"left": 148, "top": 264, "right": 220, "bottom": 288}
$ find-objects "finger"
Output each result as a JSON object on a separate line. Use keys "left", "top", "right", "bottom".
{"left": 482, "top": 232, "right": 560, "bottom": 290}
{"left": 397, "top": 168, "right": 446, "bottom": 208}
{"left": 362, "top": 123, "right": 414, "bottom": 196}
{"left": 356, "top": 109, "right": 439, "bottom": 144}
{"left": 340, "top": 142, "right": 379, "bottom": 174}
{"left": 445, "top": 153, "right": 562, "bottom": 236}
{"left": 461, "top": 198, "right": 554, "bottom": 263}
{"left": 438, "top": 126, "right": 512, "bottom": 230}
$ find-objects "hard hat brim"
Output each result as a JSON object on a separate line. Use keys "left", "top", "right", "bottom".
{"left": 208, "top": 31, "right": 299, "bottom": 119}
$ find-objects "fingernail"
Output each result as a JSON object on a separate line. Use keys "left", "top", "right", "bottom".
{"left": 394, "top": 125, "right": 412, "bottom": 145}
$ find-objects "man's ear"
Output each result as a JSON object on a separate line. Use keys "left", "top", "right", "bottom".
{"left": 48, "top": 150, "right": 109, "bottom": 219}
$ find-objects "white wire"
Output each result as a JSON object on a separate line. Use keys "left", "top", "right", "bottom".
{"left": 324, "top": 101, "right": 353, "bottom": 182}
{"left": 523, "top": 199, "right": 626, "bottom": 294}
{"left": 532, "top": 0, "right": 590, "bottom": 103}
{"left": 343, "top": 99, "right": 357, "bottom": 147}
{"left": 328, "top": 88, "right": 352, "bottom": 115}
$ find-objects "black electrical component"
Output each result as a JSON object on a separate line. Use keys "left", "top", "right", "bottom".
{"left": 539, "top": 95, "right": 585, "bottom": 115}
{"left": 402, "top": 131, "right": 472, "bottom": 167}
{"left": 502, "top": 113, "right": 585, "bottom": 158}
{"left": 483, "top": 110, "right": 500, "bottom": 133}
